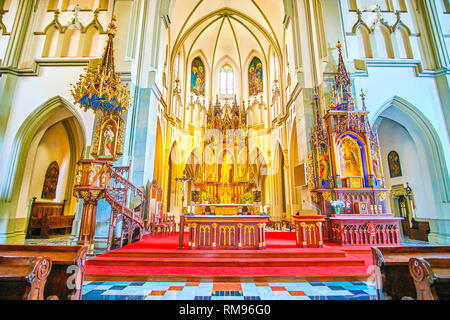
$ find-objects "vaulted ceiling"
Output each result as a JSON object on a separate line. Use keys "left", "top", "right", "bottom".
{"left": 169, "top": 0, "right": 285, "bottom": 79}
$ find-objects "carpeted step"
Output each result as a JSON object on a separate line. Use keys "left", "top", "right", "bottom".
{"left": 85, "top": 265, "right": 373, "bottom": 282}
{"left": 87, "top": 256, "right": 365, "bottom": 267}
{"left": 106, "top": 249, "right": 346, "bottom": 259}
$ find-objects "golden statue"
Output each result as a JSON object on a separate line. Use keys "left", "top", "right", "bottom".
{"left": 220, "top": 184, "right": 232, "bottom": 204}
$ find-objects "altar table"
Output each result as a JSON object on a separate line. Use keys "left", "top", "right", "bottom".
{"left": 184, "top": 215, "right": 269, "bottom": 249}
{"left": 292, "top": 215, "right": 326, "bottom": 248}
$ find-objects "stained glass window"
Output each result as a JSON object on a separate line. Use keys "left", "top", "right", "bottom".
{"left": 248, "top": 56, "right": 263, "bottom": 96}
{"left": 191, "top": 57, "right": 205, "bottom": 95}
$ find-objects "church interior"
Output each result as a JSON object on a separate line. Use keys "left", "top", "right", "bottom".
{"left": 0, "top": 0, "right": 449, "bottom": 302}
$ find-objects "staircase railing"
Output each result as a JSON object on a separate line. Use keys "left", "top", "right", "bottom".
{"left": 105, "top": 164, "right": 146, "bottom": 251}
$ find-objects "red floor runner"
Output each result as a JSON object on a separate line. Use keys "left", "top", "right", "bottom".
{"left": 86, "top": 232, "right": 375, "bottom": 278}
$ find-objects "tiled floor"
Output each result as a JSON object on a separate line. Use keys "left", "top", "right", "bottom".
{"left": 82, "top": 281, "right": 377, "bottom": 300}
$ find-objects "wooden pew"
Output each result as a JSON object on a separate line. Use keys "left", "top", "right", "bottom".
{"left": 371, "top": 246, "right": 450, "bottom": 300}
{"left": 27, "top": 199, "right": 74, "bottom": 237}
{"left": 409, "top": 257, "right": 450, "bottom": 300}
{"left": 0, "top": 256, "right": 52, "bottom": 300}
{"left": 0, "top": 245, "right": 87, "bottom": 300}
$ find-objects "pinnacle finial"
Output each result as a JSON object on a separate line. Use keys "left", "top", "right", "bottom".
{"left": 107, "top": 16, "right": 117, "bottom": 36}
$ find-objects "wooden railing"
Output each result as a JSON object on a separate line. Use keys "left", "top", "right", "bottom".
{"left": 105, "top": 165, "right": 146, "bottom": 250}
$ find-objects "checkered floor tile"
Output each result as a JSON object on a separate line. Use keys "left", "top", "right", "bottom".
{"left": 82, "top": 281, "right": 377, "bottom": 300}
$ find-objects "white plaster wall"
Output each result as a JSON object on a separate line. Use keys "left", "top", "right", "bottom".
{"left": 351, "top": 67, "right": 450, "bottom": 172}
{"left": 0, "top": 66, "right": 95, "bottom": 164}
{"left": 378, "top": 117, "right": 435, "bottom": 220}
{"left": 26, "top": 122, "right": 71, "bottom": 205}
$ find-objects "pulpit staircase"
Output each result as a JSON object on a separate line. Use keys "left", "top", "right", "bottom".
{"left": 105, "top": 162, "right": 146, "bottom": 251}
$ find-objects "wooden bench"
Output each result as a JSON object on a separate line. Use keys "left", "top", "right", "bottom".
{"left": 371, "top": 246, "right": 450, "bottom": 300}
{"left": 0, "top": 245, "right": 87, "bottom": 300}
{"left": 409, "top": 257, "right": 450, "bottom": 300}
{"left": 27, "top": 199, "right": 74, "bottom": 237}
{"left": 0, "top": 256, "right": 52, "bottom": 300}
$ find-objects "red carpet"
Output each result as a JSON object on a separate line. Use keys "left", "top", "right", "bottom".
{"left": 85, "top": 232, "right": 377, "bottom": 282}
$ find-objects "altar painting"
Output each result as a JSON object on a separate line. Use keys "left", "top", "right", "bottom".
{"left": 337, "top": 136, "right": 364, "bottom": 178}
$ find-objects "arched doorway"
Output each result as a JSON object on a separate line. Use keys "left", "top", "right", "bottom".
{"left": 0, "top": 96, "right": 85, "bottom": 243}
{"left": 373, "top": 97, "right": 450, "bottom": 243}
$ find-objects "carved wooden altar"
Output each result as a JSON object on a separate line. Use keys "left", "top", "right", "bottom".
{"left": 307, "top": 42, "right": 403, "bottom": 245}
{"left": 184, "top": 215, "right": 269, "bottom": 249}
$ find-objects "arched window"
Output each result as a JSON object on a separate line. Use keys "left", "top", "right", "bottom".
{"left": 219, "top": 64, "right": 234, "bottom": 95}
{"left": 41, "top": 161, "right": 59, "bottom": 199}
{"left": 191, "top": 56, "right": 205, "bottom": 95}
{"left": 248, "top": 56, "right": 263, "bottom": 96}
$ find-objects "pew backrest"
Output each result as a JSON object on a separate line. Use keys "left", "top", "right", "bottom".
{"left": 0, "top": 256, "right": 52, "bottom": 300}
{"left": 0, "top": 245, "right": 87, "bottom": 300}
{"left": 371, "top": 246, "right": 450, "bottom": 300}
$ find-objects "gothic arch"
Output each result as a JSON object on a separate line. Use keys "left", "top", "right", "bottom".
{"left": 1, "top": 96, "right": 86, "bottom": 202}
{"left": 372, "top": 96, "right": 450, "bottom": 206}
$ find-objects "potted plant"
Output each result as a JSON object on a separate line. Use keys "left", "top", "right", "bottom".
{"left": 330, "top": 198, "right": 345, "bottom": 215}
{"left": 241, "top": 191, "right": 255, "bottom": 204}
{"left": 199, "top": 191, "right": 213, "bottom": 204}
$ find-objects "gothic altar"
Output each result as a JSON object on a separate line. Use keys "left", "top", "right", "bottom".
{"left": 307, "top": 42, "right": 403, "bottom": 246}
{"left": 191, "top": 96, "right": 257, "bottom": 205}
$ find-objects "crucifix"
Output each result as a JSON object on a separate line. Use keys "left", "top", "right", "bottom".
{"left": 175, "top": 175, "right": 193, "bottom": 249}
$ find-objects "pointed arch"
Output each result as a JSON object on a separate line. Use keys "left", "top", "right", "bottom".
{"left": 373, "top": 24, "right": 394, "bottom": 58}
{"left": 1, "top": 96, "right": 86, "bottom": 202}
{"left": 356, "top": 25, "right": 373, "bottom": 58}
{"left": 81, "top": 24, "right": 101, "bottom": 57}
{"left": 42, "top": 25, "right": 60, "bottom": 57}
{"left": 372, "top": 96, "right": 450, "bottom": 204}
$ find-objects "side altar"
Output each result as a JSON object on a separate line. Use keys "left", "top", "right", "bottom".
{"left": 307, "top": 42, "right": 403, "bottom": 246}
{"left": 184, "top": 215, "right": 269, "bottom": 249}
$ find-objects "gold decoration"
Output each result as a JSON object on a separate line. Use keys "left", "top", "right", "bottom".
{"left": 322, "top": 191, "right": 332, "bottom": 202}
{"left": 71, "top": 17, "right": 130, "bottom": 115}
{"left": 379, "top": 191, "right": 387, "bottom": 201}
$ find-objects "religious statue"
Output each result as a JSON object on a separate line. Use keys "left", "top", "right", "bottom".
{"left": 220, "top": 162, "right": 232, "bottom": 183}
{"left": 220, "top": 184, "right": 232, "bottom": 204}
{"left": 318, "top": 153, "right": 329, "bottom": 181}
{"left": 102, "top": 125, "right": 115, "bottom": 157}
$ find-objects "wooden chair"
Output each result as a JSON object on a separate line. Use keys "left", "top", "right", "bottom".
{"left": 166, "top": 214, "right": 176, "bottom": 235}
{"left": 151, "top": 214, "right": 168, "bottom": 237}
{"left": 0, "top": 245, "right": 87, "bottom": 300}
{"left": 409, "top": 257, "right": 450, "bottom": 300}
{"left": 0, "top": 256, "right": 52, "bottom": 300}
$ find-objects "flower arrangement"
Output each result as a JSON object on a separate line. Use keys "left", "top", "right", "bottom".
{"left": 241, "top": 191, "right": 255, "bottom": 203}
{"left": 330, "top": 198, "right": 345, "bottom": 214}
{"left": 199, "top": 191, "right": 213, "bottom": 204}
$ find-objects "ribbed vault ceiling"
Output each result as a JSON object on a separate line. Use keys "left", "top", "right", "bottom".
{"left": 169, "top": 0, "right": 285, "bottom": 77}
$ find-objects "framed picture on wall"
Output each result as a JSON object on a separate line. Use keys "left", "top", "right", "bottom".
{"left": 388, "top": 151, "right": 402, "bottom": 178}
